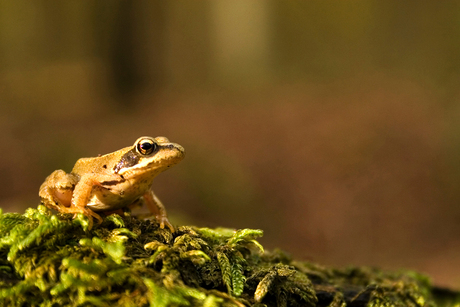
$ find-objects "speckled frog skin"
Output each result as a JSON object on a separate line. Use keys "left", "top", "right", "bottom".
{"left": 39, "top": 136, "right": 185, "bottom": 231}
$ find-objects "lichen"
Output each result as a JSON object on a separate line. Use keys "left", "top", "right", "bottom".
{"left": 0, "top": 206, "right": 458, "bottom": 307}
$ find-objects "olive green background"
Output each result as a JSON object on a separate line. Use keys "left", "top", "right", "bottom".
{"left": 1, "top": 1, "right": 460, "bottom": 288}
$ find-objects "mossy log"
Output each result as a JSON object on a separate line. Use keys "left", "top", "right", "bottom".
{"left": 0, "top": 206, "right": 458, "bottom": 307}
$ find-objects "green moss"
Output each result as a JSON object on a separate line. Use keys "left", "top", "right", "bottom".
{"left": 0, "top": 206, "right": 458, "bottom": 307}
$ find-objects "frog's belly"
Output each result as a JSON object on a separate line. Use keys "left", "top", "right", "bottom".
{"left": 86, "top": 190, "right": 139, "bottom": 212}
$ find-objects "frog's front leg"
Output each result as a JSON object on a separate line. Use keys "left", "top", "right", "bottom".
{"left": 39, "top": 170, "right": 78, "bottom": 211}
{"left": 143, "top": 189, "right": 175, "bottom": 232}
{"left": 69, "top": 175, "right": 104, "bottom": 229}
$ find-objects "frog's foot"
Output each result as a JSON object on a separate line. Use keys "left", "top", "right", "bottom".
{"left": 53, "top": 205, "right": 103, "bottom": 230}
{"left": 40, "top": 199, "right": 61, "bottom": 212}
{"left": 142, "top": 190, "right": 175, "bottom": 233}
{"left": 131, "top": 211, "right": 175, "bottom": 232}
{"left": 77, "top": 207, "right": 103, "bottom": 230}
{"left": 39, "top": 187, "right": 73, "bottom": 212}
{"left": 40, "top": 196, "right": 71, "bottom": 214}
{"left": 157, "top": 215, "right": 175, "bottom": 233}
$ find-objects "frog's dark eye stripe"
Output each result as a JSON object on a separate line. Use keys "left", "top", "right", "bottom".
{"left": 113, "top": 150, "right": 140, "bottom": 173}
{"left": 137, "top": 138, "right": 157, "bottom": 155}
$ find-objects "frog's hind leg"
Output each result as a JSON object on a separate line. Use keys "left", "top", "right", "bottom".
{"left": 39, "top": 170, "right": 77, "bottom": 209}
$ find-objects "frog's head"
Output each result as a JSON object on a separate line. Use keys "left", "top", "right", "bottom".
{"left": 113, "top": 136, "right": 185, "bottom": 178}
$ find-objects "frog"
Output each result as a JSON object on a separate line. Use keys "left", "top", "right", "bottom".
{"left": 39, "top": 136, "right": 185, "bottom": 231}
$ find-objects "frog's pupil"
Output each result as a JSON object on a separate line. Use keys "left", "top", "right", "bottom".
{"left": 142, "top": 143, "right": 152, "bottom": 150}
{"left": 138, "top": 140, "right": 156, "bottom": 155}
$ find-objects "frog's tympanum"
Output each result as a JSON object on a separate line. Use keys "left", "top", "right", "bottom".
{"left": 39, "top": 136, "right": 185, "bottom": 231}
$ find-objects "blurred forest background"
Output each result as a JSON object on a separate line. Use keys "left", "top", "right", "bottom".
{"left": 1, "top": 1, "right": 460, "bottom": 288}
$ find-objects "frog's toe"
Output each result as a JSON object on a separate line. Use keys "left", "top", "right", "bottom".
{"left": 158, "top": 217, "right": 175, "bottom": 233}
{"left": 63, "top": 206, "right": 102, "bottom": 230}
{"left": 82, "top": 208, "right": 103, "bottom": 226}
{"left": 92, "top": 211, "right": 104, "bottom": 224}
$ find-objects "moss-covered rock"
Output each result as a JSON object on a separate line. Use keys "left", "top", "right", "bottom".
{"left": 0, "top": 206, "right": 458, "bottom": 307}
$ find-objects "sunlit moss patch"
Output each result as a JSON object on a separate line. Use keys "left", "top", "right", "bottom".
{"left": 0, "top": 206, "right": 458, "bottom": 307}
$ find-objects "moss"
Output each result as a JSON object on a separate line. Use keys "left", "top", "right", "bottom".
{"left": 0, "top": 206, "right": 458, "bottom": 307}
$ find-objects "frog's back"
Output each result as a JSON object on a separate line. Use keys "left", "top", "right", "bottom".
{"left": 72, "top": 157, "right": 102, "bottom": 175}
{"left": 71, "top": 146, "right": 131, "bottom": 175}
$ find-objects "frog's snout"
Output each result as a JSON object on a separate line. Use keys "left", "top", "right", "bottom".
{"left": 173, "top": 143, "right": 185, "bottom": 158}
{"left": 161, "top": 142, "right": 185, "bottom": 161}
{"left": 167, "top": 143, "right": 184, "bottom": 153}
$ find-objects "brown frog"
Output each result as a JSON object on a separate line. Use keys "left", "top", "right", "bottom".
{"left": 39, "top": 136, "right": 185, "bottom": 231}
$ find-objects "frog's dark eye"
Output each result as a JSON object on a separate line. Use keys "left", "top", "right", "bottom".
{"left": 137, "top": 138, "right": 157, "bottom": 155}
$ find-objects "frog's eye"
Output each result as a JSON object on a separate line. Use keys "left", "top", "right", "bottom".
{"left": 137, "top": 138, "right": 157, "bottom": 155}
